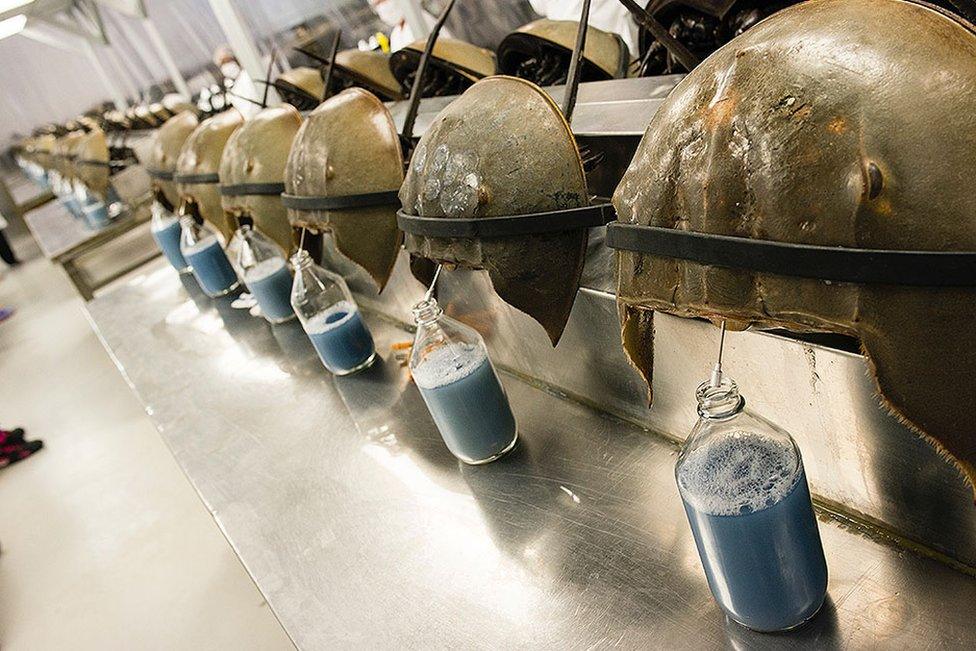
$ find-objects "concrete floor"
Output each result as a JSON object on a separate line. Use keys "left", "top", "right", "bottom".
{"left": 0, "top": 203, "right": 294, "bottom": 649}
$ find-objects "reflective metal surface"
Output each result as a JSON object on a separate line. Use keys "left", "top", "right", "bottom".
{"left": 25, "top": 200, "right": 115, "bottom": 260}
{"left": 87, "top": 259, "right": 976, "bottom": 648}
{"left": 383, "top": 74, "right": 976, "bottom": 568}
{"left": 24, "top": 200, "right": 158, "bottom": 300}
{"left": 389, "top": 75, "right": 684, "bottom": 139}
{"left": 340, "top": 233, "right": 976, "bottom": 571}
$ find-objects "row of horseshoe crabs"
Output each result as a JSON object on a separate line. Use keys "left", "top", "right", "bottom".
{"left": 140, "top": 0, "right": 976, "bottom": 499}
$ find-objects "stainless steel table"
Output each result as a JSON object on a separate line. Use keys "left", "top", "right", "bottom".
{"left": 24, "top": 200, "right": 158, "bottom": 300}
{"left": 85, "top": 259, "right": 976, "bottom": 650}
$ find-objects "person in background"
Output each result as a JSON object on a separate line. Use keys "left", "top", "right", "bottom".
{"left": 368, "top": 0, "right": 453, "bottom": 51}
{"left": 213, "top": 46, "right": 261, "bottom": 119}
{"left": 529, "top": 0, "right": 639, "bottom": 57}
{"left": 0, "top": 207, "right": 17, "bottom": 323}
{"left": 0, "top": 209, "right": 19, "bottom": 267}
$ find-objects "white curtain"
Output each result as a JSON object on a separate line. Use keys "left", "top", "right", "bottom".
{"left": 0, "top": 0, "right": 539, "bottom": 148}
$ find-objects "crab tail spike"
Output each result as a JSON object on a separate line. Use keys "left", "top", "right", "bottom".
{"left": 261, "top": 46, "right": 278, "bottom": 108}
{"left": 401, "top": 0, "right": 457, "bottom": 143}
{"left": 321, "top": 29, "right": 342, "bottom": 101}
{"left": 616, "top": 0, "right": 700, "bottom": 72}
{"left": 562, "top": 0, "right": 592, "bottom": 125}
{"left": 294, "top": 46, "right": 330, "bottom": 66}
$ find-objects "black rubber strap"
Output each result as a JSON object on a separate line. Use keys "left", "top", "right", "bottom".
{"left": 219, "top": 182, "right": 286, "bottom": 197}
{"left": 174, "top": 172, "right": 220, "bottom": 184}
{"left": 146, "top": 168, "right": 174, "bottom": 181}
{"left": 281, "top": 190, "right": 400, "bottom": 211}
{"left": 397, "top": 203, "right": 616, "bottom": 238}
{"left": 606, "top": 223, "right": 976, "bottom": 287}
{"left": 76, "top": 159, "right": 112, "bottom": 168}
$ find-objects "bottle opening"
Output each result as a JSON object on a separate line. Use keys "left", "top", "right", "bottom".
{"left": 696, "top": 378, "right": 744, "bottom": 420}
{"left": 412, "top": 297, "right": 443, "bottom": 325}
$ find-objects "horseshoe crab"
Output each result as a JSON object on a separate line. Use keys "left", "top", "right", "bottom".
{"left": 497, "top": 19, "right": 629, "bottom": 85}
{"left": 273, "top": 67, "right": 325, "bottom": 111}
{"left": 295, "top": 47, "right": 404, "bottom": 102}
{"left": 175, "top": 108, "right": 245, "bottom": 241}
{"left": 218, "top": 105, "right": 302, "bottom": 253}
{"left": 634, "top": 0, "right": 801, "bottom": 74}
{"left": 389, "top": 38, "right": 496, "bottom": 97}
{"left": 283, "top": 88, "right": 403, "bottom": 290}
{"left": 609, "top": 0, "right": 976, "bottom": 494}
{"left": 398, "top": 2, "right": 614, "bottom": 344}
{"left": 72, "top": 127, "right": 111, "bottom": 201}
{"left": 146, "top": 110, "right": 200, "bottom": 211}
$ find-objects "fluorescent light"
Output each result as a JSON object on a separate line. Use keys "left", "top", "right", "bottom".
{"left": 0, "top": 14, "right": 26, "bottom": 40}
{"left": 0, "top": 1, "right": 32, "bottom": 12}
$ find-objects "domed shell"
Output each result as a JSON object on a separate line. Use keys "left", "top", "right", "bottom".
{"left": 400, "top": 75, "right": 588, "bottom": 344}
{"left": 176, "top": 108, "right": 244, "bottom": 241}
{"left": 275, "top": 67, "right": 324, "bottom": 110}
{"left": 389, "top": 38, "right": 497, "bottom": 96}
{"left": 612, "top": 0, "right": 976, "bottom": 492}
{"left": 73, "top": 128, "right": 110, "bottom": 198}
{"left": 218, "top": 105, "right": 302, "bottom": 253}
{"left": 334, "top": 49, "right": 403, "bottom": 100}
{"left": 55, "top": 131, "right": 85, "bottom": 181}
{"left": 497, "top": 19, "right": 629, "bottom": 80}
{"left": 285, "top": 88, "right": 404, "bottom": 290}
{"left": 148, "top": 111, "right": 199, "bottom": 209}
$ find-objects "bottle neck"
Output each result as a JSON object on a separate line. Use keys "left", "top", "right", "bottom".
{"left": 291, "top": 248, "right": 315, "bottom": 271}
{"left": 696, "top": 378, "right": 745, "bottom": 420}
{"left": 412, "top": 297, "right": 443, "bottom": 326}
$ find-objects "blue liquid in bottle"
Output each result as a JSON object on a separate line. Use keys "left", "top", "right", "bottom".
{"left": 152, "top": 218, "right": 189, "bottom": 272}
{"left": 184, "top": 236, "right": 239, "bottom": 297}
{"left": 413, "top": 343, "right": 518, "bottom": 464}
{"left": 677, "top": 431, "right": 827, "bottom": 631}
{"left": 82, "top": 201, "right": 111, "bottom": 229}
{"left": 244, "top": 258, "right": 295, "bottom": 323}
{"left": 305, "top": 301, "right": 375, "bottom": 375}
{"left": 63, "top": 197, "right": 83, "bottom": 219}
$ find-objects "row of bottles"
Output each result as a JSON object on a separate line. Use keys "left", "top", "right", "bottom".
{"left": 151, "top": 202, "right": 375, "bottom": 376}
{"left": 149, "top": 200, "right": 827, "bottom": 633}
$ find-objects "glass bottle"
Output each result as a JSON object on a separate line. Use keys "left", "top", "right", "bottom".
{"left": 75, "top": 180, "right": 110, "bottom": 229}
{"left": 290, "top": 249, "right": 376, "bottom": 375}
{"left": 408, "top": 297, "right": 518, "bottom": 465}
{"left": 179, "top": 211, "right": 239, "bottom": 298}
{"left": 232, "top": 222, "right": 295, "bottom": 324}
{"left": 675, "top": 376, "right": 828, "bottom": 632}
{"left": 151, "top": 199, "right": 190, "bottom": 273}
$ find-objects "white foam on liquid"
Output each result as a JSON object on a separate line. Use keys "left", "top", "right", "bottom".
{"left": 677, "top": 430, "right": 801, "bottom": 516}
{"left": 244, "top": 257, "right": 287, "bottom": 284}
{"left": 306, "top": 301, "right": 358, "bottom": 335}
{"left": 184, "top": 235, "right": 220, "bottom": 256}
{"left": 412, "top": 343, "right": 487, "bottom": 390}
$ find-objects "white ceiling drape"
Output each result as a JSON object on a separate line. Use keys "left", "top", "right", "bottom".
{"left": 0, "top": 0, "right": 539, "bottom": 148}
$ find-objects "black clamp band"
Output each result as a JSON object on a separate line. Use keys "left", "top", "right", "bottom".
{"left": 281, "top": 190, "right": 400, "bottom": 211}
{"left": 174, "top": 172, "right": 220, "bottom": 185}
{"left": 219, "top": 182, "right": 286, "bottom": 197}
{"left": 146, "top": 169, "right": 174, "bottom": 181}
{"left": 397, "top": 203, "right": 616, "bottom": 238}
{"left": 606, "top": 223, "right": 976, "bottom": 287}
